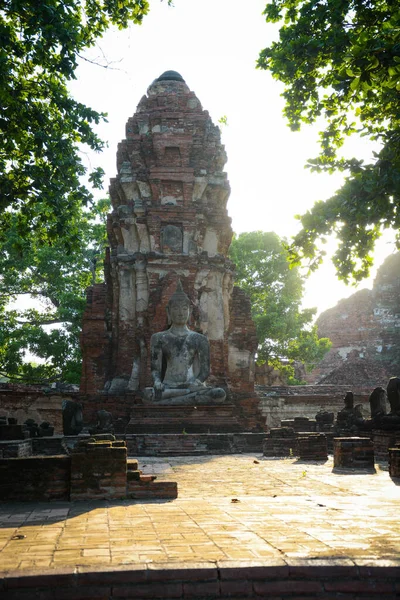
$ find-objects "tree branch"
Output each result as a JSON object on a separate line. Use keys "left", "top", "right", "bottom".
{"left": 15, "top": 318, "right": 73, "bottom": 326}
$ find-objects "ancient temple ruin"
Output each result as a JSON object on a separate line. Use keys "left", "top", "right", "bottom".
{"left": 307, "top": 252, "right": 400, "bottom": 386}
{"left": 80, "top": 71, "right": 263, "bottom": 433}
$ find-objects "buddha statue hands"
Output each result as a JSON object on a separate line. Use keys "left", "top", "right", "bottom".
{"left": 143, "top": 281, "right": 226, "bottom": 405}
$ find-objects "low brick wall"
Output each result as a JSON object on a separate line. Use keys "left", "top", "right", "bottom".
{"left": 0, "top": 456, "right": 70, "bottom": 501}
{"left": 0, "top": 439, "right": 32, "bottom": 458}
{"left": 126, "top": 433, "right": 265, "bottom": 456}
{"left": 32, "top": 436, "right": 66, "bottom": 456}
{"left": 1, "top": 560, "right": 400, "bottom": 599}
{"left": 0, "top": 387, "right": 66, "bottom": 434}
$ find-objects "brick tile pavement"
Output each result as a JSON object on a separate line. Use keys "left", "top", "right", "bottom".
{"left": 0, "top": 454, "right": 399, "bottom": 573}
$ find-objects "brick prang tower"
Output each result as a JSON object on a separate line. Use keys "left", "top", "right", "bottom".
{"left": 80, "top": 71, "right": 262, "bottom": 430}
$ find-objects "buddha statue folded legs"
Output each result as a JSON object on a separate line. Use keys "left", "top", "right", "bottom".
{"left": 142, "top": 281, "right": 226, "bottom": 405}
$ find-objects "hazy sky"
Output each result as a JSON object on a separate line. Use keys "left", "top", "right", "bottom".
{"left": 69, "top": 0, "right": 396, "bottom": 316}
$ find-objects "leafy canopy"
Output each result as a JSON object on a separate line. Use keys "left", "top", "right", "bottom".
{"left": 258, "top": 0, "right": 400, "bottom": 283}
{"left": 0, "top": 199, "right": 109, "bottom": 384}
{"left": 229, "top": 231, "right": 331, "bottom": 378}
{"left": 0, "top": 0, "right": 149, "bottom": 249}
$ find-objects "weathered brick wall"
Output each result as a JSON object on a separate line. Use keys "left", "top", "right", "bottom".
{"left": 80, "top": 393, "right": 135, "bottom": 429}
{"left": 0, "top": 456, "right": 70, "bottom": 501}
{"left": 0, "top": 385, "right": 65, "bottom": 433}
{"left": 80, "top": 283, "right": 112, "bottom": 395}
{"left": 227, "top": 287, "right": 257, "bottom": 394}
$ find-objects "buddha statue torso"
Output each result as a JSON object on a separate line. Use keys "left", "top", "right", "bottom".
{"left": 143, "top": 282, "right": 226, "bottom": 405}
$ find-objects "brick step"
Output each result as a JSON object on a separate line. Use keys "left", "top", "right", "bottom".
{"left": 127, "top": 458, "right": 139, "bottom": 471}
{"left": 127, "top": 479, "right": 178, "bottom": 499}
{"left": 126, "top": 404, "right": 245, "bottom": 434}
{"left": 131, "top": 404, "right": 236, "bottom": 414}
{"left": 127, "top": 424, "right": 243, "bottom": 434}
{"left": 125, "top": 433, "right": 265, "bottom": 456}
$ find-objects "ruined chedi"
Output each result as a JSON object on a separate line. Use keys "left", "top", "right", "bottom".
{"left": 80, "top": 71, "right": 260, "bottom": 425}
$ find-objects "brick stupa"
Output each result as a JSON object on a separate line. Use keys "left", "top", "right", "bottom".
{"left": 80, "top": 71, "right": 264, "bottom": 432}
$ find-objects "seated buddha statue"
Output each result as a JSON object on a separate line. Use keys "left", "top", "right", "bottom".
{"left": 143, "top": 281, "right": 226, "bottom": 405}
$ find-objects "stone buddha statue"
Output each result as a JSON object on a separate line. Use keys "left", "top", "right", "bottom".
{"left": 143, "top": 282, "right": 226, "bottom": 405}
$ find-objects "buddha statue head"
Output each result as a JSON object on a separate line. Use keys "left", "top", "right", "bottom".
{"left": 166, "top": 280, "right": 191, "bottom": 327}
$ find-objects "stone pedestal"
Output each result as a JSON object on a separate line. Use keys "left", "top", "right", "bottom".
{"left": 373, "top": 430, "right": 400, "bottom": 461}
{"left": 263, "top": 427, "right": 298, "bottom": 457}
{"left": 388, "top": 447, "right": 400, "bottom": 478}
{"left": 298, "top": 433, "right": 328, "bottom": 461}
{"left": 333, "top": 437, "right": 374, "bottom": 468}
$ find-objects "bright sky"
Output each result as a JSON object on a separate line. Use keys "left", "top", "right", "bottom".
{"left": 69, "top": 0, "right": 396, "bottom": 317}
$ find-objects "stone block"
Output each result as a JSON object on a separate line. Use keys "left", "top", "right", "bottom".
{"left": 127, "top": 480, "right": 178, "bottom": 499}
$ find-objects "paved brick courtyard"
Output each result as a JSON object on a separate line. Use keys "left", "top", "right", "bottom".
{"left": 1, "top": 454, "right": 400, "bottom": 573}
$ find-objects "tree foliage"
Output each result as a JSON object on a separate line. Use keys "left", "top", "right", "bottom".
{"left": 0, "top": 199, "right": 109, "bottom": 384}
{"left": 258, "top": 0, "right": 400, "bottom": 283}
{"left": 229, "top": 231, "right": 331, "bottom": 378}
{"left": 0, "top": 0, "right": 149, "bottom": 249}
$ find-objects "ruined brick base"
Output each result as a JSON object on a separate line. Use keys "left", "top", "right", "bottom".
{"left": 263, "top": 427, "right": 298, "bottom": 457}
{"left": 298, "top": 434, "right": 328, "bottom": 461}
{"left": 0, "top": 437, "right": 178, "bottom": 502}
{"left": 333, "top": 437, "right": 375, "bottom": 469}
